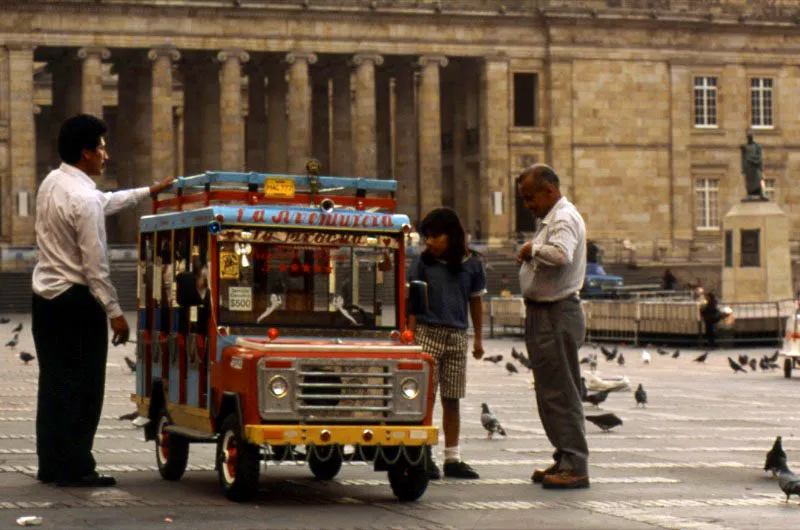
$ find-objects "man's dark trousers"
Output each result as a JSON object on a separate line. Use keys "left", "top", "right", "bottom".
{"left": 32, "top": 285, "right": 108, "bottom": 481}
{"left": 524, "top": 296, "right": 589, "bottom": 476}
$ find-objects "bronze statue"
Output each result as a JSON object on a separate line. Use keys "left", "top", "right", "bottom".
{"left": 740, "top": 133, "right": 767, "bottom": 200}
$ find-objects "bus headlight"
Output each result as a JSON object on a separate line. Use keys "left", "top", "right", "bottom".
{"left": 269, "top": 375, "right": 289, "bottom": 398}
{"left": 400, "top": 378, "right": 419, "bottom": 400}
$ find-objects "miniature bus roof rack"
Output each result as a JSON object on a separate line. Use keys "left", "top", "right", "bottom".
{"left": 152, "top": 159, "right": 398, "bottom": 215}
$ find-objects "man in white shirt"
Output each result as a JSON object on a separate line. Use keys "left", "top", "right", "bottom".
{"left": 516, "top": 164, "right": 589, "bottom": 490}
{"left": 32, "top": 114, "right": 173, "bottom": 487}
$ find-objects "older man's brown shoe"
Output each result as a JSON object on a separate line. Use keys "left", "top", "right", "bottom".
{"left": 541, "top": 472, "right": 590, "bottom": 489}
{"left": 531, "top": 462, "right": 560, "bottom": 484}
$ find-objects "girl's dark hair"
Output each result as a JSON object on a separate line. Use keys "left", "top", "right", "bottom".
{"left": 418, "top": 207, "right": 468, "bottom": 274}
{"left": 58, "top": 114, "right": 107, "bottom": 164}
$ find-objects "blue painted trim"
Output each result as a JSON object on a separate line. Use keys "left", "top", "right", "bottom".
{"left": 140, "top": 205, "right": 410, "bottom": 233}
{"left": 171, "top": 172, "right": 397, "bottom": 193}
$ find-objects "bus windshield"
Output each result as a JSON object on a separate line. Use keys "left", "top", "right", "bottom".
{"left": 216, "top": 229, "right": 399, "bottom": 330}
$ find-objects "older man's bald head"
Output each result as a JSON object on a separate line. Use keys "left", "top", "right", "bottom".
{"left": 516, "top": 164, "right": 560, "bottom": 189}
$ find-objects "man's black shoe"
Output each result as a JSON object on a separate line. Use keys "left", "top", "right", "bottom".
{"left": 56, "top": 473, "right": 117, "bottom": 488}
{"left": 443, "top": 461, "right": 480, "bottom": 479}
{"left": 425, "top": 463, "right": 441, "bottom": 480}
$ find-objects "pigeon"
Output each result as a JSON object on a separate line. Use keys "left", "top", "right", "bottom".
{"left": 749, "top": 358, "right": 758, "bottom": 372}
{"left": 480, "top": 403, "right": 507, "bottom": 439}
{"left": 124, "top": 356, "right": 137, "bottom": 373}
{"left": 482, "top": 354, "right": 503, "bottom": 364}
{"left": 580, "top": 355, "right": 591, "bottom": 365}
{"left": 585, "top": 413, "right": 623, "bottom": 432}
{"left": 641, "top": 350, "right": 651, "bottom": 364}
{"left": 759, "top": 356, "right": 770, "bottom": 371}
{"left": 738, "top": 354, "right": 749, "bottom": 367}
{"left": 11, "top": 323, "right": 22, "bottom": 333}
{"left": 600, "top": 346, "right": 617, "bottom": 362}
{"left": 516, "top": 354, "right": 531, "bottom": 370}
{"left": 764, "top": 436, "right": 787, "bottom": 476}
{"left": 511, "top": 347, "right": 521, "bottom": 361}
{"left": 505, "top": 362, "right": 518, "bottom": 375}
{"left": 693, "top": 352, "right": 709, "bottom": 363}
{"left": 118, "top": 411, "right": 139, "bottom": 421}
{"left": 671, "top": 349, "right": 680, "bottom": 359}
{"left": 634, "top": 383, "right": 647, "bottom": 408}
{"left": 777, "top": 461, "right": 800, "bottom": 503}
{"left": 657, "top": 347, "right": 670, "bottom": 356}
{"left": 19, "top": 351, "right": 34, "bottom": 365}
{"left": 583, "top": 390, "right": 609, "bottom": 408}
{"left": 617, "top": 353, "right": 625, "bottom": 366}
{"left": 5, "top": 335, "right": 18, "bottom": 348}
{"left": 728, "top": 357, "right": 747, "bottom": 374}
{"left": 767, "top": 350, "right": 780, "bottom": 363}
{"left": 589, "top": 353, "right": 598, "bottom": 372}
{"left": 0, "top": 317, "right": 9, "bottom": 324}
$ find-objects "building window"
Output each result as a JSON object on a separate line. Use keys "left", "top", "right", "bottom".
{"left": 693, "top": 76, "right": 718, "bottom": 128}
{"left": 695, "top": 178, "right": 719, "bottom": 230}
{"left": 513, "top": 73, "right": 537, "bottom": 127}
{"left": 763, "top": 178, "right": 776, "bottom": 201}
{"left": 750, "top": 77, "right": 774, "bottom": 128}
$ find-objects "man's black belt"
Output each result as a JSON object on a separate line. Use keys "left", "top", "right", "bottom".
{"left": 524, "top": 293, "right": 579, "bottom": 306}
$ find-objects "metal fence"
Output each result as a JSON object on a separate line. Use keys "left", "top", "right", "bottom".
{"left": 490, "top": 295, "right": 795, "bottom": 347}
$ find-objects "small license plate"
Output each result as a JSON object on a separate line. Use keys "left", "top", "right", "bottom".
{"left": 265, "top": 178, "right": 295, "bottom": 198}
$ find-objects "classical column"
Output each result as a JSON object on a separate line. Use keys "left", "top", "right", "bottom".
{"left": 311, "top": 76, "right": 330, "bottom": 174}
{"left": 479, "top": 56, "right": 510, "bottom": 243}
{"left": 266, "top": 64, "right": 288, "bottom": 173}
{"left": 6, "top": 44, "right": 36, "bottom": 244}
{"left": 77, "top": 47, "right": 111, "bottom": 119}
{"left": 330, "top": 67, "right": 352, "bottom": 176}
{"left": 376, "top": 71, "right": 392, "bottom": 180}
{"left": 218, "top": 49, "right": 249, "bottom": 171}
{"left": 394, "top": 66, "right": 417, "bottom": 221}
{"left": 350, "top": 53, "right": 383, "bottom": 178}
{"left": 245, "top": 63, "right": 267, "bottom": 171}
{"left": 417, "top": 55, "right": 448, "bottom": 219}
{"left": 285, "top": 51, "right": 317, "bottom": 174}
{"left": 149, "top": 47, "right": 180, "bottom": 185}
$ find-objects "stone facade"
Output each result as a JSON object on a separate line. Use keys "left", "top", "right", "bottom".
{"left": 0, "top": 0, "right": 799, "bottom": 261}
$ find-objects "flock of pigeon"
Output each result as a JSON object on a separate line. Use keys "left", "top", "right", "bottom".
{"left": 1, "top": 318, "right": 34, "bottom": 365}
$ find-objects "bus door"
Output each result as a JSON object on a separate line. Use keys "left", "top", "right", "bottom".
{"left": 136, "top": 233, "right": 154, "bottom": 397}
{"left": 185, "top": 226, "right": 210, "bottom": 409}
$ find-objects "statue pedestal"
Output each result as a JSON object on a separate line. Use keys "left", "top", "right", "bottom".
{"left": 721, "top": 200, "right": 793, "bottom": 303}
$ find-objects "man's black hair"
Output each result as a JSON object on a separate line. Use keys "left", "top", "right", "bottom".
{"left": 516, "top": 164, "right": 560, "bottom": 188}
{"left": 58, "top": 114, "right": 107, "bottom": 165}
{"left": 418, "top": 207, "right": 468, "bottom": 274}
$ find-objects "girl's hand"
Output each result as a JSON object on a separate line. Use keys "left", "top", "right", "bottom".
{"left": 472, "top": 341, "right": 485, "bottom": 360}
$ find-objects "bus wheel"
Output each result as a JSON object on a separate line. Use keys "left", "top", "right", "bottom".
{"left": 785, "top": 358, "right": 793, "bottom": 379}
{"left": 217, "top": 415, "right": 260, "bottom": 502}
{"left": 308, "top": 445, "right": 343, "bottom": 480}
{"left": 387, "top": 464, "right": 429, "bottom": 502}
{"left": 155, "top": 409, "right": 189, "bottom": 481}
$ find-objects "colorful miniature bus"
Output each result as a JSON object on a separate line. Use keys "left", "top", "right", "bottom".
{"left": 132, "top": 161, "right": 437, "bottom": 502}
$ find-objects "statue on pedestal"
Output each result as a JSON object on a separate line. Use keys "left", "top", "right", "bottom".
{"left": 740, "top": 133, "right": 768, "bottom": 201}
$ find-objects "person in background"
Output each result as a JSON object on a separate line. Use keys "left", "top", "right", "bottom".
{"left": 662, "top": 268, "right": 677, "bottom": 291}
{"left": 407, "top": 207, "right": 486, "bottom": 480}
{"left": 32, "top": 114, "right": 173, "bottom": 487}
{"left": 700, "top": 291, "right": 721, "bottom": 349}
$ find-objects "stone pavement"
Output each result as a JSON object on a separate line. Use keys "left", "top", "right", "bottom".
{"left": 0, "top": 312, "right": 798, "bottom": 529}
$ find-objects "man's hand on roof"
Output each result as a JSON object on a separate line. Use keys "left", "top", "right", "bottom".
{"left": 150, "top": 175, "right": 175, "bottom": 198}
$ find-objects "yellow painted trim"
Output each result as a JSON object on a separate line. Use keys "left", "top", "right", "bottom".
{"left": 244, "top": 424, "right": 438, "bottom": 446}
{"left": 166, "top": 403, "right": 214, "bottom": 434}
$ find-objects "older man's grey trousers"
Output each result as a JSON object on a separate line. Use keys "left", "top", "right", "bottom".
{"left": 524, "top": 296, "right": 589, "bottom": 476}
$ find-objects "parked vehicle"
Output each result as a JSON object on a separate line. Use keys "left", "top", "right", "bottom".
{"left": 581, "top": 262, "right": 624, "bottom": 299}
{"left": 132, "top": 161, "right": 437, "bottom": 502}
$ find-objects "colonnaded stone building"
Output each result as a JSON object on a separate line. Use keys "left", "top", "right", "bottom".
{"left": 1, "top": 0, "right": 800, "bottom": 264}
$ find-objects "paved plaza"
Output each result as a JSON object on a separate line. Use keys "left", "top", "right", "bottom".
{"left": 0, "top": 313, "right": 798, "bottom": 529}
